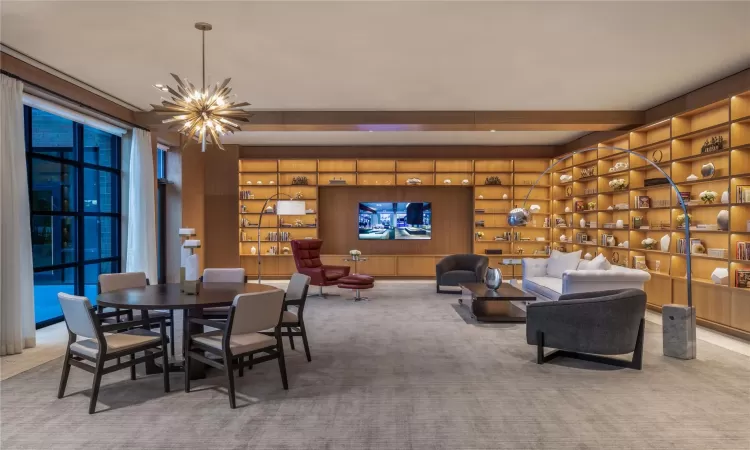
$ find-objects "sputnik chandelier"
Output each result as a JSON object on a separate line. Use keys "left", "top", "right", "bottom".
{"left": 151, "top": 22, "right": 251, "bottom": 151}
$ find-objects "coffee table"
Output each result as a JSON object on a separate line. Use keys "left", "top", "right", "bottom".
{"left": 458, "top": 282, "right": 536, "bottom": 323}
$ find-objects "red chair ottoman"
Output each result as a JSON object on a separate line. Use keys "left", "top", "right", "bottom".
{"left": 337, "top": 274, "right": 375, "bottom": 301}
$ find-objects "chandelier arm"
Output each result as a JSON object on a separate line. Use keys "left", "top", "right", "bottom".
{"left": 516, "top": 145, "right": 692, "bottom": 308}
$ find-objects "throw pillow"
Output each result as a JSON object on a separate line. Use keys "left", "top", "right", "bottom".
{"left": 588, "top": 253, "right": 611, "bottom": 270}
{"left": 577, "top": 259, "right": 590, "bottom": 270}
{"left": 546, "top": 250, "right": 582, "bottom": 278}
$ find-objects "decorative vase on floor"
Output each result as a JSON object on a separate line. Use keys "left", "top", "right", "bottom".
{"left": 485, "top": 267, "right": 502, "bottom": 290}
{"left": 717, "top": 210, "right": 729, "bottom": 231}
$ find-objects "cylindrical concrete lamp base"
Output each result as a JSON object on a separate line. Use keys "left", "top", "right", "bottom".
{"left": 662, "top": 304, "right": 697, "bottom": 360}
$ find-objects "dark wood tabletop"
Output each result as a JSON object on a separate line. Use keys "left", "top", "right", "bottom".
{"left": 96, "top": 282, "right": 280, "bottom": 310}
{"left": 459, "top": 282, "right": 536, "bottom": 301}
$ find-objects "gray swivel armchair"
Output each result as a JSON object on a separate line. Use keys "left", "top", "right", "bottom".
{"left": 435, "top": 254, "right": 489, "bottom": 293}
{"left": 526, "top": 289, "right": 646, "bottom": 370}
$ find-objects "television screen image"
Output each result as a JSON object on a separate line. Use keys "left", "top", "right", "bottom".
{"left": 358, "top": 202, "right": 432, "bottom": 240}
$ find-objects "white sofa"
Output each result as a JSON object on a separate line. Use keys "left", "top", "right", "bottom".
{"left": 522, "top": 257, "right": 651, "bottom": 301}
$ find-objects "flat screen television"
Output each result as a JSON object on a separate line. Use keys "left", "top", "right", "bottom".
{"left": 358, "top": 202, "right": 432, "bottom": 240}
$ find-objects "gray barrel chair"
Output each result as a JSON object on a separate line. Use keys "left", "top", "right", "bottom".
{"left": 527, "top": 289, "right": 647, "bottom": 370}
{"left": 435, "top": 254, "right": 489, "bottom": 293}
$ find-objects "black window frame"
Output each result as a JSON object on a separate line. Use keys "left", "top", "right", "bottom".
{"left": 25, "top": 105, "right": 122, "bottom": 329}
{"left": 156, "top": 147, "right": 168, "bottom": 285}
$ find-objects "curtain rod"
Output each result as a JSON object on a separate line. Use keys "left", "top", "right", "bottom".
{"left": 1, "top": 69, "right": 149, "bottom": 132}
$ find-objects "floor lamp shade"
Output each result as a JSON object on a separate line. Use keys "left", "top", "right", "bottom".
{"left": 276, "top": 200, "right": 306, "bottom": 216}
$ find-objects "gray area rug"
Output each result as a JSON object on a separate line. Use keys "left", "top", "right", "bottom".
{"left": 1, "top": 282, "right": 749, "bottom": 450}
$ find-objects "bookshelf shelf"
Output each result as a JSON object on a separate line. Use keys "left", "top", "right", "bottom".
{"left": 553, "top": 89, "right": 750, "bottom": 337}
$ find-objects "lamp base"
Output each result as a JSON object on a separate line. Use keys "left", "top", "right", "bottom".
{"left": 662, "top": 305, "right": 696, "bottom": 360}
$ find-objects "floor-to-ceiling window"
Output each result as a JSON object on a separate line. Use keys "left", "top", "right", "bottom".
{"left": 25, "top": 106, "right": 121, "bottom": 327}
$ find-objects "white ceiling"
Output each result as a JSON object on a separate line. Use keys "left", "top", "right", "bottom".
{"left": 2, "top": 1, "right": 749, "bottom": 146}
{"left": 221, "top": 130, "right": 583, "bottom": 146}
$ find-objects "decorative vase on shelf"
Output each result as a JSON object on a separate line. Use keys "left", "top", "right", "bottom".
{"left": 579, "top": 218, "right": 586, "bottom": 228}
{"left": 717, "top": 210, "right": 729, "bottom": 231}
{"left": 502, "top": 194, "right": 508, "bottom": 200}
{"left": 485, "top": 267, "right": 502, "bottom": 290}
{"left": 660, "top": 234, "right": 670, "bottom": 252}
{"left": 616, "top": 219, "right": 624, "bottom": 229}
{"left": 721, "top": 191, "right": 729, "bottom": 204}
{"left": 250, "top": 246, "right": 257, "bottom": 255}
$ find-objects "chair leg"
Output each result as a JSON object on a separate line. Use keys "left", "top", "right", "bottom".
{"left": 287, "top": 327, "right": 295, "bottom": 350}
{"left": 631, "top": 318, "right": 645, "bottom": 370}
{"left": 276, "top": 333, "right": 289, "bottom": 390}
{"left": 224, "top": 352, "right": 237, "bottom": 409}
{"left": 536, "top": 331, "right": 545, "bottom": 365}
{"left": 169, "top": 311, "right": 176, "bottom": 356}
{"left": 239, "top": 357, "right": 244, "bottom": 377}
{"left": 161, "top": 330, "right": 170, "bottom": 393}
{"left": 57, "top": 349, "right": 72, "bottom": 399}
{"left": 184, "top": 352, "right": 191, "bottom": 394}
{"left": 89, "top": 356, "right": 106, "bottom": 414}
{"left": 248, "top": 355, "right": 253, "bottom": 370}
{"left": 130, "top": 353, "right": 136, "bottom": 380}
{"left": 300, "top": 323, "right": 312, "bottom": 362}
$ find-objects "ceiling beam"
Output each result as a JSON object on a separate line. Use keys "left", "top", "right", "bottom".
{"left": 136, "top": 110, "right": 643, "bottom": 133}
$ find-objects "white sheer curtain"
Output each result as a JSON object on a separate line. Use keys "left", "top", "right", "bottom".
{"left": 125, "top": 129, "right": 157, "bottom": 282}
{"left": 0, "top": 75, "right": 36, "bottom": 355}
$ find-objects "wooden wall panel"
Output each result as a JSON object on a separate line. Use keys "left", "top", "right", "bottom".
{"left": 318, "top": 186, "right": 472, "bottom": 255}
{"left": 204, "top": 144, "right": 240, "bottom": 269}
{"left": 181, "top": 144, "right": 206, "bottom": 273}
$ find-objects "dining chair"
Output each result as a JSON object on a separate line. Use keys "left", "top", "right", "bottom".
{"left": 184, "top": 289, "right": 287, "bottom": 409}
{"left": 201, "top": 268, "right": 247, "bottom": 318}
{"left": 98, "top": 272, "right": 175, "bottom": 355}
{"left": 269, "top": 273, "right": 313, "bottom": 361}
{"left": 57, "top": 293, "right": 170, "bottom": 414}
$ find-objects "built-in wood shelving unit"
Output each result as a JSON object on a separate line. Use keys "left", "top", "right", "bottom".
{"left": 553, "top": 90, "right": 750, "bottom": 338}
{"left": 238, "top": 158, "right": 552, "bottom": 279}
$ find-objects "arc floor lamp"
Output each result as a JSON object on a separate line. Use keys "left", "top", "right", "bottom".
{"left": 256, "top": 195, "right": 306, "bottom": 283}
{"left": 509, "top": 146, "right": 696, "bottom": 359}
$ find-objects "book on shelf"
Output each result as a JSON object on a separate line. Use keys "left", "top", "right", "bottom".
{"left": 736, "top": 270, "right": 750, "bottom": 288}
{"left": 737, "top": 185, "right": 750, "bottom": 204}
{"left": 632, "top": 255, "right": 647, "bottom": 270}
{"left": 736, "top": 242, "right": 750, "bottom": 261}
{"left": 636, "top": 196, "right": 650, "bottom": 209}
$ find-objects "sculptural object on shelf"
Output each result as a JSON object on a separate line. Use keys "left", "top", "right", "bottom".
{"left": 661, "top": 234, "right": 670, "bottom": 252}
{"left": 717, "top": 210, "right": 729, "bottom": 231}
{"left": 711, "top": 268, "right": 729, "bottom": 285}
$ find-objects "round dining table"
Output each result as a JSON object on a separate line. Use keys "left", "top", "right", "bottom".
{"left": 97, "top": 282, "right": 280, "bottom": 379}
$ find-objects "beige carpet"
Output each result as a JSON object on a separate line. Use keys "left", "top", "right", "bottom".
{"left": 1, "top": 282, "right": 749, "bottom": 449}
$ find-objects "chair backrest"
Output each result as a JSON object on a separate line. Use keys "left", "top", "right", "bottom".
{"left": 58, "top": 293, "right": 98, "bottom": 339}
{"left": 99, "top": 272, "right": 147, "bottom": 293}
{"left": 203, "top": 268, "right": 246, "bottom": 283}
{"left": 291, "top": 239, "right": 323, "bottom": 270}
{"left": 229, "top": 289, "right": 285, "bottom": 335}
{"left": 286, "top": 273, "right": 311, "bottom": 301}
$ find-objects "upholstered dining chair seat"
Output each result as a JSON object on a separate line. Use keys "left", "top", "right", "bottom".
{"left": 70, "top": 328, "right": 162, "bottom": 359}
{"left": 282, "top": 311, "right": 299, "bottom": 323}
{"left": 193, "top": 330, "right": 277, "bottom": 355}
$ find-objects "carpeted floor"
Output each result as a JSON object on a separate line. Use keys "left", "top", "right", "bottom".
{"left": 1, "top": 282, "right": 749, "bottom": 450}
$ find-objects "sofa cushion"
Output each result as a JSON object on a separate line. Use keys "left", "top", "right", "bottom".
{"left": 588, "top": 253, "right": 611, "bottom": 270}
{"left": 546, "top": 250, "right": 581, "bottom": 278}
{"left": 525, "top": 277, "right": 563, "bottom": 300}
{"left": 440, "top": 270, "right": 478, "bottom": 286}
